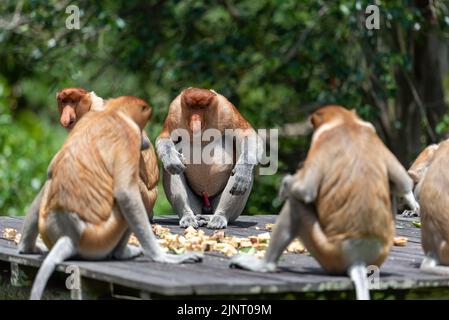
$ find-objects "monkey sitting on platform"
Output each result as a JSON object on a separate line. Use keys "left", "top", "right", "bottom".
{"left": 230, "top": 105, "right": 419, "bottom": 300}
{"left": 156, "top": 88, "right": 262, "bottom": 229}
{"left": 22, "top": 96, "right": 202, "bottom": 300}
{"left": 407, "top": 142, "right": 449, "bottom": 275}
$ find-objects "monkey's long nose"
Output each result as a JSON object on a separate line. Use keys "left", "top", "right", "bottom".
{"left": 190, "top": 114, "right": 202, "bottom": 133}
{"left": 60, "top": 107, "right": 76, "bottom": 128}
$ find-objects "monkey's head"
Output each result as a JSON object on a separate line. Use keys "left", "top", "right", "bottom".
{"left": 181, "top": 87, "right": 218, "bottom": 134}
{"left": 107, "top": 96, "right": 152, "bottom": 131}
{"left": 56, "top": 88, "right": 92, "bottom": 130}
{"left": 309, "top": 105, "right": 358, "bottom": 130}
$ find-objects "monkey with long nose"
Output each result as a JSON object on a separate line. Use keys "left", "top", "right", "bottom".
{"left": 156, "top": 88, "right": 262, "bottom": 229}
{"left": 231, "top": 105, "right": 420, "bottom": 300}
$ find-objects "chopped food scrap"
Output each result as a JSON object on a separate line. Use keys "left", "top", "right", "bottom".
{"left": 393, "top": 236, "right": 408, "bottom": 247}
{"left": 2, "top": 228, "right": 21, "bottom": 244}
{"left": 286, "top": 239, "right": 306, "bottom": 253}
{"left": 411, "top": 221, "right": 421, "bottom": 228}
{"left": 0, "top": 223, "right": 308, "bottom": 258}
{"left": 126, "top": 224, "right": 307, "bottom": 257}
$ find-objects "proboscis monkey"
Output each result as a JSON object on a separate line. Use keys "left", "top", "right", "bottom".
{"left": 56, "top": 88, "right": 105, "bottom": 129}
{"left": 18, "top": 88, "right": 159, "bottom": 255}
{"left": 156, "top": 88, "right": 262, "bottom": 229}
{"left": 56, "top": 87, "right": 159, "bottom": 220}
{"left": 230, "top": 105, "right": 420, "bottom": 300}
{"left": 27, "top": 96, "right": 202, "bottom": 299}
{"left": 408, "top": 142, "right": 449, "bottom": 275}
{"left": 399, "top": 144, "right": 439, "bottom": 217}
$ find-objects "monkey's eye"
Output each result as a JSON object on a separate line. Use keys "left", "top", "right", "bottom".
{"left": 141, "top": 105, "right": 147, "bottom": 111}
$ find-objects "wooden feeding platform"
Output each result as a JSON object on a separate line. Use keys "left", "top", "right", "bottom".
{"left": 0, "top": 215, "right": 448, "bottom": 300}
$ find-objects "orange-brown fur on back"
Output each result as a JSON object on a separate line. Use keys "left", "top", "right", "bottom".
{"left": 408, "top": 144, "right": 439, "bottom": 185}
{"left": 40, "top": 99, "right": 143, "bottom": 255}
{"left": 56, "top": 89, "right": 159, "bottom": 219}
{"left": 415, "top": 141, "right": 449, "bottom": 264}
{"left": 302, "top": 105, "right": 394, "bottom": 265}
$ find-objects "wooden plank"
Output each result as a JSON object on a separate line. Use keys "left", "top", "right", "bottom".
{"left": 0, "top": 215, "right": 447, "bottom": 298}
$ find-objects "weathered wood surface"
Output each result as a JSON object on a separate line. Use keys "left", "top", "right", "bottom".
{"left": 0, "top": 215, "right": 448, "bottom": 298}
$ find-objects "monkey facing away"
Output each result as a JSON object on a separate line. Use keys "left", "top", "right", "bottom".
{"left": 24, "top": 96, "right": 202, "bottom": 299}
{"left": 156, "top": 88, "right": 262, "bottom": 229}
{"left": 18, "top": 88, "right": 160, "bottom": 255}
{"left": 56, "top": 87, "right": 159, "bottom": 220}
{"left": 408, "top": 142, "right": 449, "bottom": 275}
{"left": 230, "top": 105, "right": 419, "bottom": 300}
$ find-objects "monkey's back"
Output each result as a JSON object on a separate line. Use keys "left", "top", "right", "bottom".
{"left": 418, "top": 141, "right": 449, "bottom": 255}
{"left": 315, "top": 125, "right": 393, "bottom": 248}
{"left": 39, "top": 111, "right": 138, "bottom": 254}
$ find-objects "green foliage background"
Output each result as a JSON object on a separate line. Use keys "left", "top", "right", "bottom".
{"left": 1, "top": 0, "right": 449, "bottom": 216}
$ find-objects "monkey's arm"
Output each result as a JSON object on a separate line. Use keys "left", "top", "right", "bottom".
{"left": 289, "top": 160, "right": 323, "bottom": 204}
{"left": 230, "top": 129, "right": 263, "bottom": 195}
{"left": 383, "top": 147, "right": 420, "bottom": 213}
{"left": 156, "top": 118, "right": 185, "bottom": 175}
{"left": 115, "top": 187, "right": 201, "bottom": 264}
{"left": 18, "top": 182, "right": 49, "bottom": 254}
{"left": 114, "top": 150, "right": 201, "bottom": 264}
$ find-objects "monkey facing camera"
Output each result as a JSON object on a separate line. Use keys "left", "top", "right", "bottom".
{"left": 156, "top": 88, "right": 263, "bottom": 230}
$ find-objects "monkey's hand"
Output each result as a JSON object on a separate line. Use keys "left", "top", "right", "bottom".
{"left": 401, "top": 191, "right": 420, "bottom": 217}
{"left": 230, "top": 164, "right": 253, "bottom": 195}
{"left": 229, "top": 254, "right": 277, "bottom": 272}
{"left": 154, "top": 252, "right": 203, "bottom": 264}
{"left": 161, "top": 149, "right": 186, "bottom": 175}
{"left": 179, "top": 214, "right": 199, "bottom": 228}
{"left": 278, "top": 174, "right": 294, "bottom": 201}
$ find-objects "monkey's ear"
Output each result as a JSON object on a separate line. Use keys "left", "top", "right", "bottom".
{"left": 78, "top": 94, "right": 92, "bottom": 111}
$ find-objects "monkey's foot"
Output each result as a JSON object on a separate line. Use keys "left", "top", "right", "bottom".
{"left": 230, "top": 254, "right": 277, "bottom": 272}
{"left": 400, "top": 209, "right": 419, "bottom": 217}
{"left": 113, "top": 244, "right": 143, "bottom": 260}
{"left": 18, "top": 241, "right": 47, "bottom": 254}
{"left": 180, "top": 214, "right": 199, "bottom": 228}
{"left": 207, "top": 215, "right": 228, "bottom": 229}
{"left": 196, "top": 215, "right": 210, "bottom": 227}
{"left": 155, "top": 252, "right": 203, "bottom": 264}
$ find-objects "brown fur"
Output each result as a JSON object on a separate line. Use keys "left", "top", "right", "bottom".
{"left": 39, "top": 97, "right": 150, "bottom": 256}
{"left": 413, "top": 141, "right": 449, "bottom": 265}
{"left": 408, "top": 144, "right": 439, "bottom": 185}
{"left": 158, "top": 88, "right": 253, "bottom": 197}
{"left": 292, "top": 105, "right": 397, "bottom": 273}
{"left": 56, "top": 88, "right": 159, "bottom": 219}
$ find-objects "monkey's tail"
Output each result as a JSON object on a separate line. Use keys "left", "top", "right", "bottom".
{"left": 348, "top": 263, "right": 370, "bottom": 300}
{"left": 30, "top": 236, "right": 76, "bottom": 300}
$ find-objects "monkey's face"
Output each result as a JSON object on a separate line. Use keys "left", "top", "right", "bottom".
{"left": 57, "top": 88, "right": 90, "bottom": 130}
{"left": 181, "top": 88, "right": 217, "bottom": 134}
